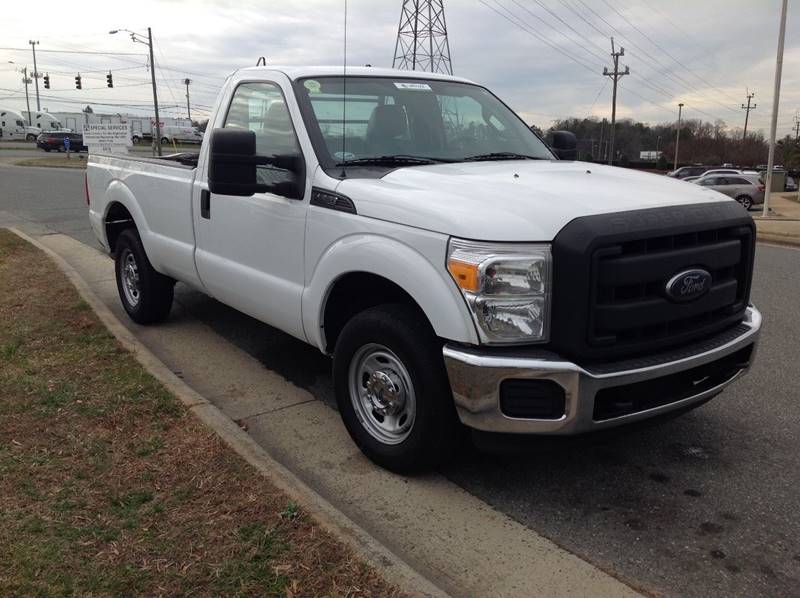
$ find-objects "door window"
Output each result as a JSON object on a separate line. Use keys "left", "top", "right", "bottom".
{"left": 224, "top": 82, "right": 301, "bottom": 189}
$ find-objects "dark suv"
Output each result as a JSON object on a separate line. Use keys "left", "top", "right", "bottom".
{"left": 36, "top": 132, "right": 87, "bottom": 152}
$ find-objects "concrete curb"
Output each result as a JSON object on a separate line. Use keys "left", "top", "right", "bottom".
{"left": 756, "top": 232, "right": 800, "bottom": 248}
{"left": 7, "top": 227, "right": 447, "bottom": 598}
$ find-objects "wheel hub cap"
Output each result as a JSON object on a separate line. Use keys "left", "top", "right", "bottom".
{"left": 365, "top": 370, "right": 405, "bottom": 416}
{"left": 121, "top": 250, "right": 140, "bottom": 306}
{"left": 348, "top": 344, "right": 416, "bottom": 445}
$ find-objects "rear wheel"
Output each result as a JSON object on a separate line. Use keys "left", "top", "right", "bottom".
{"left": 736, "top": 195, "right": 753, "bottom": 210}
{"left": 333, "top": 304, "right": 463, "bottom": 472}
{"left": 114, "top": 228, "right": 174, "bottom": 324}
{"left": 160, "top": 137, "right": 169, "bottom": 145}
{"left": 26, "top": 133, "right": 36, "bottom": 141}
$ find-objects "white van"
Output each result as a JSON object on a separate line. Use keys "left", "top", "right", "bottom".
{"left": 0, "top": 108, "right": 42, "bottom": 140}
{"left": 159, "top": 125, "right": 204, "bottom": 145}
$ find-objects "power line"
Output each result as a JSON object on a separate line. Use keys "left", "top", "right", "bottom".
{"left": 598, "top": 0, "right": 741, "bottom": 106}
{"left": 0, "top": 46, "right": 144, "bottom": 56}
{"left": 479, "top": 0, "right": 599, "bottom": 74}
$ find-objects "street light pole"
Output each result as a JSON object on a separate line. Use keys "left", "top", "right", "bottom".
{"left": 29, "top": 40, "right": 40, "bottom": 111}
{"left": 762, "top": 0, "right": 788, "bottom": 218}
{"left": 673, "top": 103, "right": 684, "bottom": 172}
{"left": 183, "top": 78, "right": 192, "bottom": 121}
{"left": 110, "top": 27, "right": 161, "bottom": 156}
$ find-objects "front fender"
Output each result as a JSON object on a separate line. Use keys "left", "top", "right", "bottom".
{"left": 302, "top": 233, "right": 479, "bottom": 352}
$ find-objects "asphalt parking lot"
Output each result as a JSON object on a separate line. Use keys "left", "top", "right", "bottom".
{"left": 1, "top": 164, "right": 798, "bottom": 597}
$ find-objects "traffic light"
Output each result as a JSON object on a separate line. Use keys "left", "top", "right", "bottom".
{"left": 75, "top": 74, "right": 82, "bottom": 90}
{"left": 43, "top": 73, "right": 50, "bottom": 89}
{"left": 106, "top": 72, "right": 113, "bottom": 88}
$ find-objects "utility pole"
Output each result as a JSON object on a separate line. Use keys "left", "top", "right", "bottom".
{"left": 741, "top": 92, "right": 756, "bottom": 140}
{"left": 183, "top": 78, "right": 192, "bottom": 121}
{"left": 603, "top": 37, "right": 629, "bottom": 166}
{"left": 793, "top": 113, "right": 800, "bottom": 141}
{"left": 674, "top": 103, "right": 684, "bottom": 171}
{"left": 762, "top": 0, "right": 788, "bottom": 218}
{"left": 148, "top": 28, "right": 162, "bottom": 156}
{"left": 13, "top": 65, "right": 33, "bottom": 124}
{"left": 29, "top": 40, "right": 40, "bottom": 111}
{"left": 110, "top": 27, "right": 161, "bottom": 156}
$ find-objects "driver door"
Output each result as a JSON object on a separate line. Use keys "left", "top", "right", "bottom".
{"left": 193, "top": 81, "right": 308, "bottom": 341}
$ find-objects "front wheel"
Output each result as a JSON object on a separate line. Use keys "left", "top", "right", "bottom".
{"left": 26, "top": 134, "right": 36, "bottom": 141}
{"left": 333, "top": 304, "right": 463, "bottom": 473}
{"left": 114, "top": 228, "right": 174, "bottom": 324}
{"left": 160, "top": 137, "right": 169, "bottom": 145}
{"left": 736, "top": 195, "right": 753, "bottom": 210}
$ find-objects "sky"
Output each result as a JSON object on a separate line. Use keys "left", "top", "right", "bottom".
{"left": 1, "top": 0, "right": 798, "bottom": 137}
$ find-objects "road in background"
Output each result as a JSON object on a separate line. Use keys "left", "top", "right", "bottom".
{"left": 1, "top": 164, "right": 798, "bottom": 597}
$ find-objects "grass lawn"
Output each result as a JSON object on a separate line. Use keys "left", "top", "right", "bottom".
{"left": 12, "top": 156, "right": 87, "bottom": 169}
{"left": 0, "top": 229, "right": 402, "bottom": 597}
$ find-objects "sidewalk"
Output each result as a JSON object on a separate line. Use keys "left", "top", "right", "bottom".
{"left": 753, "top": 193, "right": 800, "bottom": 246}
{"left": 6, "top": 225, "right": 641, "bottom": 598}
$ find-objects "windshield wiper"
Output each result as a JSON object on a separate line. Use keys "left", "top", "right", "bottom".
{"left": 462, "top": 152, "right": 546, "bottom": 162}
{"left": 335, "top": 155, "right": 454, "bottom": 167}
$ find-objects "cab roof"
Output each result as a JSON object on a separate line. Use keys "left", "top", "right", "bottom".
{"left": 233, "top": 65, "right": 474, "bottom": 85}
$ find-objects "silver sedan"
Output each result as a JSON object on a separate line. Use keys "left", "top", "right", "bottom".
{"left": 693, "top": 175, "right": 765, "bottom": 210}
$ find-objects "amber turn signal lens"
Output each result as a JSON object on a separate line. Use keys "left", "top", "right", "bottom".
{"left": 448, "top": 259, "right": 479, "bottom": 292}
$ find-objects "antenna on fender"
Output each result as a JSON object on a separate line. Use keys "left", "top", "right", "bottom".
{"left": 339, "top": 0, "right": 348, "bottom": 178}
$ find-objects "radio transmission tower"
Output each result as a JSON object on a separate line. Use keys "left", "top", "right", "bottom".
{"left": 392, "top": 0, "right": 453, "bottom": 75}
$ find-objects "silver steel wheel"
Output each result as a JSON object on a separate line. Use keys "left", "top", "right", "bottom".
{"left": 120, "top": 248, "right": 141, "bottom": 307}
{"left": 348, "top": 343, "right": 416, "bottom": 445}
{"left": 738, "top": 196, "right": 752, "bottom": 210}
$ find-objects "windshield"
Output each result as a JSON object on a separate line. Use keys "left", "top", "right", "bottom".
{"left": 294, "top": 76, "right": 554, "bottom": 169}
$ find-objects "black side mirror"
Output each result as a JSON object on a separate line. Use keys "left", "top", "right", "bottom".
{"left": 549, "top": 130, "right": 577, "bottom": 160}
{"left": 208, "top": 128, "right": 305, "bottom": 199}
{"left": 208, "top": 128, "right": 265, "bottom": 196}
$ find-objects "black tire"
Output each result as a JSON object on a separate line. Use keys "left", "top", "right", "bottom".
{"left": 736, "top": 195, "right": 753, "bottom": 210}
{"left": 26, "top": 134, "right": 36, "bottom": 141}
{"left": 132, "top": 136, "right": 140, "bottom": 145}
{"left": 160, "top": 137, "right": 169, "bottom": 145}
{"left": 333, "top": 303, "right": 463, "bottom": 473}
{"left": 114, "top": 228, "right": 174, "bottom": 324}
{"left": 43, "top": 148, "right": 51, "bottom": 152}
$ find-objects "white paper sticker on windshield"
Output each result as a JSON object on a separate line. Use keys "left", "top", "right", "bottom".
{"left": 394, "top": 82, "right": 432, "bottom": 91}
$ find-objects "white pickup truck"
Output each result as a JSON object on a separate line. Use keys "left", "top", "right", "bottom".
{"left": 87, "top": 66, "right": 761, "bottom": 472}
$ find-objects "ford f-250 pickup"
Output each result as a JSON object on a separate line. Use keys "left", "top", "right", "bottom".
{"left": 87, "top": 66, "right": 761, "bottom": 472}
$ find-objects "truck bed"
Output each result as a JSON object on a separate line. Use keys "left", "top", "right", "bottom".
{"left": 87, "top": 152, "right": 201, "bottom": 288}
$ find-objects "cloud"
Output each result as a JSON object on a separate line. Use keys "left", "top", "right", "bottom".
{"left": 1, "top": 0, "right": 797, "bottom": 136}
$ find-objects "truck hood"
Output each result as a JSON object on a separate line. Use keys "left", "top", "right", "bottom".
{"left": 336, "top": 160, "right": 730, "bottom": 241}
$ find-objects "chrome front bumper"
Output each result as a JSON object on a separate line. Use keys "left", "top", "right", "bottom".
{"left": 443, "top": 306, "right": 761, "bottom": 434}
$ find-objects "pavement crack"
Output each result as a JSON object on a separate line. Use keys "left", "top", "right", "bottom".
{"left": 241, "top": 398, "right": 317, "bottom": 421}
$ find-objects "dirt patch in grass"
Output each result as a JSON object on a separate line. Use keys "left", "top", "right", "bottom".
{"left": 0, "top": 229, "right": 404, "bottom": 597}
{"left": 12, "top": 156, "right": 87, "bottom": 169}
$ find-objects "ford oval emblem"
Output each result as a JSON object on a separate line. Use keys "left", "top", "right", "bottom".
{"left": 665, "top": 269, "right": 712, "bottom": 303}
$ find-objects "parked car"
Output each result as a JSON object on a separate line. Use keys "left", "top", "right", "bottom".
{"left": 667, "top": 165, "right": 709, "bottom": 179}
{"left": 86, "top": 66, "right": 761, "bottom": 472}
{"left": 786, "top": 176, "right": 798, "bottom": 192}
{"left": 697, "top": 168, "right": 746, "bottom": 178}
{"left": 693, "top": 175, "right": 765, "bottom": 210}
{"left": 36, "top": 131, "right": 87, "bottom": 152}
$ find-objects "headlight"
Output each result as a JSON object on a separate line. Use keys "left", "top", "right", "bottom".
{"left": 447, "top": 239, "right": 551, "bottom": 344}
